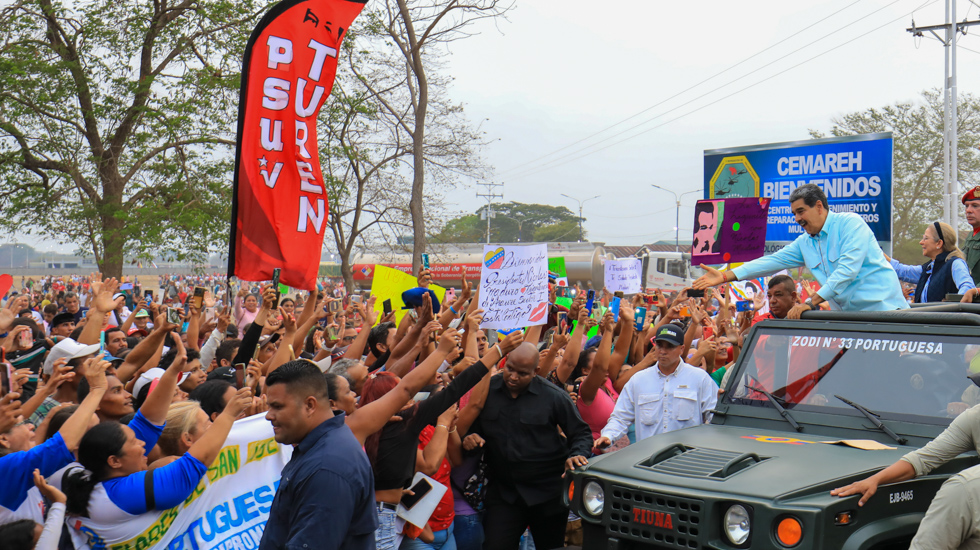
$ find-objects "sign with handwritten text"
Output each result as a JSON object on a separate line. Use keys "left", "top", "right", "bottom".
{"left": 604, "top": 258, "right": 642, "bottom": 294}
{"left": 479, "top": 244, "right": 549, "bottom": 329}
{"left": 691, "top": 197, "right": 770, "bottom": 265}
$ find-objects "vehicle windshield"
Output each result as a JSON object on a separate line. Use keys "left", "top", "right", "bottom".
{"left": 726, "top": 326, "right": 979, "bottom": 423}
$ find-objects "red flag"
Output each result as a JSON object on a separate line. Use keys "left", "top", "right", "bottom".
{"left": 229, "top": 0, "right": 366, "bottom": 290}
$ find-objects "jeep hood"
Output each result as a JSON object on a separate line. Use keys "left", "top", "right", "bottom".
{"left": 587, "top": 425, "right": 912, "bottom": 500}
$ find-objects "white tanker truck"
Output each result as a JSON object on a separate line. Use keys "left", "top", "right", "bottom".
{"left": 338, "top": 242, "right": 700, "bottom": 292}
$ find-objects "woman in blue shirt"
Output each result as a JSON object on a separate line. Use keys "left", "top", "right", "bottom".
{"left": 62, "top": 379, "right": 252, "bottom": 547}
{"left": 889, "top": 221, "right": 975, "bottom": 303}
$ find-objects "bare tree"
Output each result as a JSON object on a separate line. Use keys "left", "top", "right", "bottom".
{"left": 354, "top": 0, "right": 511, "bottom": 273}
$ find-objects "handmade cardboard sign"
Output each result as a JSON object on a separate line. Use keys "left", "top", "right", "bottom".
{"left": 479, "top": 244, "right": 549, "bottom": 330}
{"left": 691, "top": 197, "right": 770, "bottom": 265}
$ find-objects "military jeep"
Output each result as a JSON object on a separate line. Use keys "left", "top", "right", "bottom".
{"left": 565, "top": 307, "right": 980, "bottom": 550}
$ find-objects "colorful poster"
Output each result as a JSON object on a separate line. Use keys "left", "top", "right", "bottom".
{"left": 229, "top": 0, "right": 368, "bottom": 290}
{"left": 67, "top": 414, "right": 292, "bottom": 550}
{"left": 604, "top": 258, "right": 642, "bottom": 294}
{"left": 691, "top": 197, "right": 770, "bottom": 266}
{"left": 548, "top": 257, "right": 569, "bottom": 288}
{"left": 369, "top": 265, "right": 446, "bottom": 325}
{"left": 479, "top": 244, "right": 549, "bottom": 330}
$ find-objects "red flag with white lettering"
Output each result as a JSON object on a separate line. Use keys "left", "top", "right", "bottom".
{"left": 229, "top": 0, "right": 366, "bottom": 290}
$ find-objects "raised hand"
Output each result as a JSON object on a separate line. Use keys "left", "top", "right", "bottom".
{"left": 222, "top": 387, "right": 254, "bottom": 419}
{"left": 437, "top": 328, "right": 461, "bottom": 353}
{"left": 34, "top": 469, "right": 66, "bottom": 504}
{"left": 499, "top": 330, "right": 526, "bottom": 355}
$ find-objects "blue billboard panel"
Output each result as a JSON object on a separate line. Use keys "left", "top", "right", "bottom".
{"left": 704, "top": 133, "right": 892, "bottom": 244}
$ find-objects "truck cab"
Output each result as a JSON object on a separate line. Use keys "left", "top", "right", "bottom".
{"left": 565, "top": 308, "right": 980, "bottom": 549}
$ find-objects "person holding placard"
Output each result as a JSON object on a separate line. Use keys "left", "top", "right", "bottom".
{"left": 694, "top": 183, "right": 907, "bottom": 316}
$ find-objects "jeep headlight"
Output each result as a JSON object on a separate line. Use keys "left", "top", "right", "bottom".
{"left": 723, "top": 504, "right": 751, "bottom": 545}
{"left": 582, "top": 481, "right": 604, "bottom": 516}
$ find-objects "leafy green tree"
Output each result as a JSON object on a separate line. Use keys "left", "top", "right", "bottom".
{"left": 0, "top": 0, "right": 262, "bottom": 277}
{"left": 810, "top": 89, "right": 980, "bottom": 263}
{"left": 433, "top": 202, "right": 583, "bottom": 243}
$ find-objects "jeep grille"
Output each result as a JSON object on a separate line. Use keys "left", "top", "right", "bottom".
{"left": 608, "top": 485, "right": 702, "bottom": 549}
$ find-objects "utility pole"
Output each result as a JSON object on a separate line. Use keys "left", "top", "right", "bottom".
{"left": 560, "top": 193, "right": 600, "bottom": 242}
{"left": 650, "top": 184, "right": 700, "bottom": 252}
{"left": 908, "top": 5, "right": 980, "bottom": 230}
{"left": 477, "top": 182, "right": 503, "bottom": 244}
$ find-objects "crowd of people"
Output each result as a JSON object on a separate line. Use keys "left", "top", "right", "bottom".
{"left": 3, "top": 184, "right": 980, "bottom": 549}
{"left": 0, "top": 258, "right": 813, "bottom": 550}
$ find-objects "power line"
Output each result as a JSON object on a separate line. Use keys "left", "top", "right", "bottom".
{"left": 506, "top": 0, "right": 938, "bottom": 183}
{"left": 495, "top": 0, "right": 869, "bottom": 178}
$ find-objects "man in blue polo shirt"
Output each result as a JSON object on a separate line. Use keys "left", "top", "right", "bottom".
{"left": 694, "top": 183, "right": 907, "bottom": 316}
{"left": 259, "top": 360, "right": 375, "bottom": 550}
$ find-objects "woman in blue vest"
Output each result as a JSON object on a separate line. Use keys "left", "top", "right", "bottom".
{"left": 889, "top": 221, "right": 975, "bottom": 303}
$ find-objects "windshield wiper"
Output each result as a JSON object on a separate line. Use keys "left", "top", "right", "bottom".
{"left": 746, "top": 384, "right": 802, "bottom": 432}
{"left": 834, "top": 395, "right": 907, "bottom": 445}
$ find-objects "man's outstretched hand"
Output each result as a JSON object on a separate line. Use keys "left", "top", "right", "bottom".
{"left": 692, "top": 264, "right": 727, "bottom": 290}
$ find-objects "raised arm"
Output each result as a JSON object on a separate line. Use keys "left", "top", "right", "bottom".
{"left": 554, "top": 307, "right": 591, "bottom": 384}
{"left": 608, "top": 303, "right": 636, "bottom": 383}
{"left": 580, "top": 311, "right": 615, "bottom": 405}
{"left": 346, "top": 328, "right": 459, "bottom": 444}
{"left": 116, "top": 313, "right": 178, "bottom": 384}
{"left": 59, "top": 355, "right": 110, "bottom": 451}
{"left": 187, "top": 387, "right": 252, "bottom": 466}
{"left": 78, "top": 278, "right": 123, "bottom": 345}
{"left": 119, "top": 297, "right": 145, "bottom": 337}
{"left": 343, "top": 297, "right": 377, "bottom": 360}
{"left": 139, "top": 346, "right": 187, "bottom": 426}
{"left": 264, "top": 308, "right": 297, "bottom": 375}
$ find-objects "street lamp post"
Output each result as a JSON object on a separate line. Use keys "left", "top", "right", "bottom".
{"left": 650, "top": 184, "right": 701, "bottom": 252}
{"left": 560, "top": 193, "right": 600, "bottom": 243}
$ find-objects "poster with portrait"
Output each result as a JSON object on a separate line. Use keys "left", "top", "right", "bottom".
{"left": 691, "top": 197, "right": 770, "bottom": 266}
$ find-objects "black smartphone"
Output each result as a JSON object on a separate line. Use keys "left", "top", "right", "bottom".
{"left": 400, "top": 478, "right": 433, "bottom": 509}
{"left": 192, "top": 287, "right": 205, "bottom": 311}
{"left": 383, "top": 299, "right": 393, "bottom": 315}
{"left": 271, "top": 268, "right": 281, "bottom": 309}
{"left": 555, "top": 287, "right": 568, "bottom": 298}
{"left": 421, "top": 253, "right": 430, "bottom": 271}
{"left": 558, "top": 312, "right": 568, "bottom": 333}
{"left": 688, "top": 288, "right": 705, "bottom": 298}
{"left": 144, "top": 289, "right": 153, "bottom": 301}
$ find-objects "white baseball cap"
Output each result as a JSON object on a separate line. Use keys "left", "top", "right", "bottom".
{"left": 42, "top": 338, "right": 101, "bottom": 375}
{"left": 132, "top": 367, "right": 190, "bottom": 399}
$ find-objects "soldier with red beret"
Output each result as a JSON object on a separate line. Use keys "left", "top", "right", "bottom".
{"left": 963, "top": 186, "right": 980, "bottom": 284}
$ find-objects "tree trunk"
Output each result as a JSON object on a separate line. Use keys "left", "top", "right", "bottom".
{"left": 396, "top": 0, "right": 428, "bottom": 274}
{"left": 100, "top": 215, "right": 126, "bottom": 279}
{"left": 340, "top": 249, "right": 355, "bottom": 294}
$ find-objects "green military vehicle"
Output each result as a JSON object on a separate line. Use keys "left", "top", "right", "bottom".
{"left": 565, "top": 308, "right": 980, "bottom": 550}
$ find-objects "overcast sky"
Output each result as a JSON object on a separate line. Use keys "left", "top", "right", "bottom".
{"left": 13, "top": 0, "right": 980, "bottom": 255}
{"left": 440, "top": 0, "right": 980, "bottom": 245}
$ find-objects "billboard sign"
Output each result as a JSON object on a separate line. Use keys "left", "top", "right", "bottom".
{"left": 704, "top": 133, "right": 892, "bottom": 250}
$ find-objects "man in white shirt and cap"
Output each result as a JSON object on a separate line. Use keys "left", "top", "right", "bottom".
{"left": 595, "top": 323, "right": 718, "bottom": 448}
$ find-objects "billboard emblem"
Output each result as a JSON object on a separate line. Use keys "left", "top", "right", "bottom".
{"left": 709, "top": 156, "right": 760, "bottom": 198}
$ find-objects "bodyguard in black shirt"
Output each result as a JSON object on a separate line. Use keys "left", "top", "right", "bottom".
{"left": 472, "top": 342, "right": 593, "bottom": 550}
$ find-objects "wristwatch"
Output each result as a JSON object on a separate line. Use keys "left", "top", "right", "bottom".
{"left": 804, "top": 298, "right": 814, "bottom": 309}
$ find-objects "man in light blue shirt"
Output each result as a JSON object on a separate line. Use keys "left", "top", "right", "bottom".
{"left": 694, "top": 183, "right": 908, "bottom": 316}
